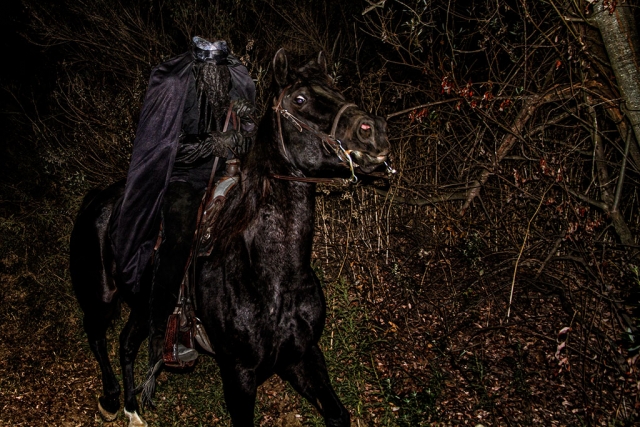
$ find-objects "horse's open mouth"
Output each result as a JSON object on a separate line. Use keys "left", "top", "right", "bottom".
{"left": 350, "top": 151, "right": 388, "bottom": 173}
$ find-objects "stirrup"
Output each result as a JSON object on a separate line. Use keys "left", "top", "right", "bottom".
{"left": 163, "top": 310, "right": 198, "bottom": 368}
{"left": 176, "top": 344, "right": 198, "bottom": 363}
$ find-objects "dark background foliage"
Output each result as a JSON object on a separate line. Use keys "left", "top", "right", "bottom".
{"left": 1, "top": 0, "right": 640, "bottom": 425}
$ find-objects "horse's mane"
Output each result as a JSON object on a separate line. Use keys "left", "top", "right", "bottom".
{"left": 207, "top": 112, "right": 279, "bottom": 252}
{"left": 208, "top": 59, "right": 334, "bottom": 252}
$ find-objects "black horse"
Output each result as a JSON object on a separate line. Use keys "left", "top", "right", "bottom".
{"left": 70, "top": 49, "right": 390, "bottom": 427}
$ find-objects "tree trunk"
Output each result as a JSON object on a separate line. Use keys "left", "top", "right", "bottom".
{"left": 591, "top": 2, "right": 640, "bottom": 147}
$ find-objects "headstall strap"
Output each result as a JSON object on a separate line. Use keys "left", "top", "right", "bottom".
{"left": 273, "top": 87, "right": 294, "bottom": 164}
{"left": 330, "top": 103, "right": 357, "bottom": 139}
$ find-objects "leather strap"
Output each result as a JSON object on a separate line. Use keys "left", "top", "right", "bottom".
{"left": 223, "top": 100, "right": 236, "bottom": 133}
{"left": 330, "top": 103, "right": 357, "bottom": 139}
{"left": 269, "top": 174, "right": 348, "bottom": 184}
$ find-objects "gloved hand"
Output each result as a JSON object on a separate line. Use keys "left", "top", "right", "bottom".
{"left": 233, "top": 98, "right": 255, "bottom": 118}
{"left": 209, "top": 130, "right": 243, "bottom": 157}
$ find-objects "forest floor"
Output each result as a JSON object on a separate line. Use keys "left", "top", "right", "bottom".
{"left": 1, "top": 223, "right": 637, "bottom": 427}
{"left": 0, "top": 252, "right": 638, "bottom": 427}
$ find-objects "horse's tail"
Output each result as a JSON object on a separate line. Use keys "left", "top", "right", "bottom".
{"left": 78, "top": 187, "right": 104, "bottom": 213}
{"left": 135, "top": 359, "right": 164, "bottom": 408}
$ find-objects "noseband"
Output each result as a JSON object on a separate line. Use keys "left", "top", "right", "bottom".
{"left": 272, "top": 85, "right": 359, "bottom": 184}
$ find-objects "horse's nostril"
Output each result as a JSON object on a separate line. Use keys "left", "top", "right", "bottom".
{"left": 357, "top": 121, "right": 373, "bottom": 141}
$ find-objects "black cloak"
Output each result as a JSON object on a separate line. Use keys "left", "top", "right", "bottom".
{"left": 112, "top": 50, "right": 255, "bottom": 292}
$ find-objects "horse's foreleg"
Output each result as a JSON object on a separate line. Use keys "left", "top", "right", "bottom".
{"left": 220, "top": 364, "right": 257, "bottom": 427}
{"left": 84, "top": 319, "right": 121, "bottom": 420}
{"left": 279, "top": 345, "right": 350, "bottom": 427}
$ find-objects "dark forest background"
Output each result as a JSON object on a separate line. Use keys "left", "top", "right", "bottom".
{"left": 1, "top": 0, "right": 640, "bottom": 425}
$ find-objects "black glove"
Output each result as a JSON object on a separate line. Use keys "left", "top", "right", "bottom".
{"left": 233, "top": 98, "right": 255, "bottom": 119}
{"left": 175, "top": 134, "right": 213, "bottom": 165}
{"left": 209, "top": 130, "right": 243, "bottom": 157}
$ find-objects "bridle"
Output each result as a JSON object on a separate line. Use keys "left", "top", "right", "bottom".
{"left": 271, "top": 85, "right": 359, "bottom": 184}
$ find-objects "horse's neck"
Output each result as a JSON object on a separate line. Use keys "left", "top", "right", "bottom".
{"left": 260, "top": 180, "right": 316, "bottom": 269}
{"left": 271, "top": 179, "right": 315, "bottom": 219}
{"left": 243, "top": 116, "right": 318, "bottom": 245}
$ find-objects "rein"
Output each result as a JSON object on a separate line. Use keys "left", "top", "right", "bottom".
{"left": 272, "top": 85, "right": 359, "bottom": 184}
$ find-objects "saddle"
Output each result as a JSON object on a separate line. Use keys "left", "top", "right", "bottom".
{"left": 162, "top": 158, "right": 240, "bottom": 368}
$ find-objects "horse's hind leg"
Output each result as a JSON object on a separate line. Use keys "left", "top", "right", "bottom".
{"left": 119, "top": 303, "right": 149, "bottom": 426}
{"left": 278, "top": 345, "right": 350, "bottom": 427}
{"left": 83, "top": 314, "right": 121, "bottom": 420}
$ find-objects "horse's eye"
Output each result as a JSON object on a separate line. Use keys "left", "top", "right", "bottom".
{"left": 294, "top": 95, "right": 306, "bottom": 105}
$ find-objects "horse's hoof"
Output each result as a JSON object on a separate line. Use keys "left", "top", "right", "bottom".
{"left": 124, "top": 409, "right": 148, "bottom": 427}
{"left": 97, "top": 400, "right": 119, "bottom": 422}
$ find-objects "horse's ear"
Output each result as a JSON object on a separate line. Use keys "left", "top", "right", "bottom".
{"left": 317, "top": 51, "right": 328, "bottom": 75}
{"left": 273, "top": 48, "right": 289, "bottom": 87}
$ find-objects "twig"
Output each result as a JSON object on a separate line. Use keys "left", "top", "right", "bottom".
{"left": 336, "top": 191, "right": 354, "bottom": 279}
{"left": 507, "top": 185, "right": 551, "bottom": 320}
{"left": 563, "top": 186, "right": 607, "bottom": 210}
{"left": 459, "top": 82, "right": 599, "bottom": 216}
{"left": 612, "top": 126, "right": 632, "bottom": 213}
{"left": 373, "top": 187, "right": 467, "bottom": 205}
{"left": 534, "top": 236, "right": 564, "bottom": 279}
{"left": 362, "top": 0, "right": 386, "bottom": 15}
{"left": 386, "top": 99, "right": 460, "bottom": 119}
{"left": 386, "top": 95, "right": 533, "bottom": 120}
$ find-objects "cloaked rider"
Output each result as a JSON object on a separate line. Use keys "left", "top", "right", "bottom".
{"left": 112, "top": 36, "right": 257, "bottom": 364}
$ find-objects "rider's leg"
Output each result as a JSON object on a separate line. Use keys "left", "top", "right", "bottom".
{"left": 148, "top": 180, "right": 203, "bottom": 364}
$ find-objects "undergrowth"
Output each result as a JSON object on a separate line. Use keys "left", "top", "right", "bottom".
{"left": 77, "top": 270, "right": 394, "bottom": 426}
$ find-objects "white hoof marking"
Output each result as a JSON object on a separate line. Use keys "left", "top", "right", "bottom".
{"left": 125, "top": 409, "right": 148, "bottom": 427}
{"left": 97, "top": 400, "right": 118, "bottom": 422}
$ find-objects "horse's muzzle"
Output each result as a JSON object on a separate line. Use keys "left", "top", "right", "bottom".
{"left": 349, "top": 115, "right": 390, "bottom": 172}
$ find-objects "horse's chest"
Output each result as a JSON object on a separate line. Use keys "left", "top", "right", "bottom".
{"left": 228, "top": 285, "right": 324, "bottom": 356}
{"left": 265, "top": 290, "right": 324, "bottom": 356}
{"left": 208, "top": 200, "right": 321, "bottom": 365}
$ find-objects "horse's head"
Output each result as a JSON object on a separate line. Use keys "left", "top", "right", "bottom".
{"left": 271, "top": 49, "right": 390, "bottom": 180}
